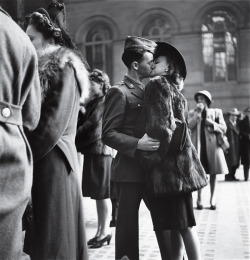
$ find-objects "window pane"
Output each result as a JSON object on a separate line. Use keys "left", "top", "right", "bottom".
{"left": 142, "top": 15, "right": 171, "bottom": 41}
{"left": 201, "top": 10, "right": 238, "bottom": 82}
{"left": 85, "top": 24, "right": 112, "bottom": 78}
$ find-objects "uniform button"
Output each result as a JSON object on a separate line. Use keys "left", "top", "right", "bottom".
{"left": 130, "top": 84, "right": 133, "bottom": 88}
{"left": 2, "top": 107, "right": 11, "bottom": 118}
{"left": 138, "top": 104, "right": 141, "bottom": 107}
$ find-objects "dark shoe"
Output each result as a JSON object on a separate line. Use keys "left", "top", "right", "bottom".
{"left": 110, "top": 220, "right": 116, "bottom": 227}
{"left": 87, "top": 237, "right": 98, "bottom": 246}
{"left": 89, "top": 234, "right": 112, "bottom": 248}
{"left": 232, "top": 177, "right": 239, "bottom": 181}
{"left": 210, "top": 204, "right": 216, "bottom": 210}
{"left": 196, "top": 203, "right": 203, "bottom": 210}
{"left": 225, "top": 174, "right": 233, "bottom": 181}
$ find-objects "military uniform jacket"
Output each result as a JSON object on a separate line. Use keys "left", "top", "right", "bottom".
{"left": 102, "top": 75, "right": 145, "bottom": 182}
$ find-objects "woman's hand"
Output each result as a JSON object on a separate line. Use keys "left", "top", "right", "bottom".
{"left": 137, "top": 133, "right": 160, "bottom": 151}
{"left": 196, "top": 103, "right": 204, "bottom": 113}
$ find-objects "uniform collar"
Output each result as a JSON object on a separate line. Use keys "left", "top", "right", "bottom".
{"left": 122, "top": 74, "right": 144, "bottom": 101}
{"left": 123, "top": 74, "right": 144, "bottom": 91}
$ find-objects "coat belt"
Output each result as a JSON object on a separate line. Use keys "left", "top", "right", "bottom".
{"left": 0, "top": 101, "right": 22, "bottom": 126}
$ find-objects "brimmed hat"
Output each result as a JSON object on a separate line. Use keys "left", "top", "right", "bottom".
{"left": 228, "top": 107, "right": 240, "bottom": 116}
{"left": 124, "top": 36, "right": 157, "bottom": 54}
{"left": 244, "top": 106, "right": 250, "bottom": 113}
{"left": 155, "top": 42, "right": 187, "bottom": 79}
{"left": 194, "top": 90, "right": 212, "bottom": 105}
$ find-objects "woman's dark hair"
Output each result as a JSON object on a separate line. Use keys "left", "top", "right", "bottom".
{"left": 89, "top": 69, "right": 111, "bottom": 95}
{"left": 122, "top": 49, "right": 147, "bottom": 68}
{"left": 164, "top": 56, "right": 184, "bottom": 87}
{"left": 24, "top": 11, "right": 64, "bottom": 46}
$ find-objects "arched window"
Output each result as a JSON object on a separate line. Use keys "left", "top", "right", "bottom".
{"left": 202, "top": 10, "right": 238, "bottom": 82}
{"left": 141, "top": 15, "right": 172, "bottom": 42}
{"left": 85, "top": 24, "right": 112, "bottom": 78}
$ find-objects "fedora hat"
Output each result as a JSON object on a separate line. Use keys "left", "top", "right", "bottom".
{"left": 228, "top": 107, "right": 240, "bottom": 116}
{"left": 194, "top": 90, "right": 212, "bottom": 105}
{"left": 155, "top": 41, "right": 187, "bottom": 79}
{"left": 124, "top": 36, "right": 157, "bottom": 54}
{"left": 244, "top": 106, "right": 250, "bottom": 113}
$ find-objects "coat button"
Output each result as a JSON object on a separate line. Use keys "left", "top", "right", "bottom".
{"left": 138, "top": 104, "right": 141, "bottom": 107}
{"left": 2, "top": 107, "right": 11, "bottom": 118}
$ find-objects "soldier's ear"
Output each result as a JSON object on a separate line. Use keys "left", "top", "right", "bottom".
{"left": 132, "top": 61, "right": 139, "bottom": 71}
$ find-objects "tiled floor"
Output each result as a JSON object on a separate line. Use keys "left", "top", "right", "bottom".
{"left": 84, "top": 166, "right": 250, "bottom": 260}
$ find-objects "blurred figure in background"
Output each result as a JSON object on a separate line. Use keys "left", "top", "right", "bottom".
{"left": 225, "top": 108, "right": 241, "bottom": 181}
{"left": 188, "top": 90, "right": 228, "bottom": 210}
{"left": 76, "top": 69, "right": 114, "bottom": 248}
{"left": 24, "top": 7, "right": 90, "bottom": 259}
{"left": 239, "top": 107, "right": 250, "bottom": 181}
{"left": 0, "top": 7, "right": 41, "bottom": 259}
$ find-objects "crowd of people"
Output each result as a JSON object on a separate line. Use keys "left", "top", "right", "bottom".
{"left": 0, "top": 2, "right": 250, "bottom": 260}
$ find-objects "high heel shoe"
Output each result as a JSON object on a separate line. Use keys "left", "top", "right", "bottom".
{"left": 89, "top": 234, "right": 112, "bottom": 248}
{"left": 87, "top": 237, "right": 98, "bottom": 245}
{"left": 196, "top": 203, "right": 203, "bottom": 210}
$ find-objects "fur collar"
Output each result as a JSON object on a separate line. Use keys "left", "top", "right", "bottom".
{"left": 38, "top": 45, "right": 90, "bottom": 104}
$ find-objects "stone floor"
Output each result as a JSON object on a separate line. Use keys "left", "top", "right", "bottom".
{"left": 83, "top": 166, "right": 250, "bottom": 260}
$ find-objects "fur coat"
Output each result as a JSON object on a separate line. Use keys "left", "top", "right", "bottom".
{"left": 136, "top": 76, "right": 207, "bottom": 197}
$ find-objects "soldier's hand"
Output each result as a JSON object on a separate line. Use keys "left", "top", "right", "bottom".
{"left": 137, "top": 133, "right": 160, "bottom": 151}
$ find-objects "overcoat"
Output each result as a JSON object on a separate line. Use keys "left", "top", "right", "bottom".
{"left": 188, "top": 107, "right": 228, "bottom": 174}
{"left": 0, "top": 8, "right": 41, "bottom": 259}
{"left": 102, "top": 75, "right": 145, "bottom": 182}
{"left": 24, "top": 46, "right": 90, "bottom": 260}
{"left": 225, "top": 120, "right": 240, "bottom": 167}
{"left": 239, "top": 115, "right": 250, "bottom": 165}
{"left": 76, "top": 96, "right": 114, "bottom": 156}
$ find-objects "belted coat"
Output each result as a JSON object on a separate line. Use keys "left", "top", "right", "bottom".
{"left": 0, "top": 8, "right": 41, "bottom": 259}
{"left": 188, "top": 107, "right": 228, "bottom": 175}
{"left": 24, "top": 46, "right": 90, "bottom": 260}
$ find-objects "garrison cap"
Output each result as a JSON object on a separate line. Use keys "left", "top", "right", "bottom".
{"left": 124, "top": 36, "right": 156, "bottom": 54}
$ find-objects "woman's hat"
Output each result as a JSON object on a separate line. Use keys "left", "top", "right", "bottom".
{"left": 194, "top": 90, "right": 213, "bottom": 105}
{"left": 155, "top": 42, "right": 187, "bottom": 79}
{"left": 228, "top": 107, "right": 240, "bottom": 116}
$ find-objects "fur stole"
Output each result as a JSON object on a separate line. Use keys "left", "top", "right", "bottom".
{"left": 38, "top": 45, "right": 90, "bottom": 104}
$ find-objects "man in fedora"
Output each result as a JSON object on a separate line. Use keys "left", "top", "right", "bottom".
{"left": 239, "top": 107, "right": 250, "bottom": 181}
{"left": 225, "top": 108, "right": 241, "bottom": 181}
{"left": 102, "top": 36, "right": 160, "bottom": 260}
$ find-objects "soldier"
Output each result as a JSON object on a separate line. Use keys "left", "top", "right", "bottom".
{"left": 102, "top": 36, "right": 159, "bottom": 260}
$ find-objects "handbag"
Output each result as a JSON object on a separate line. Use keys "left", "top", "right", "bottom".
{"left": 216, "top": 132, "right": 230, "bottom": 152}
